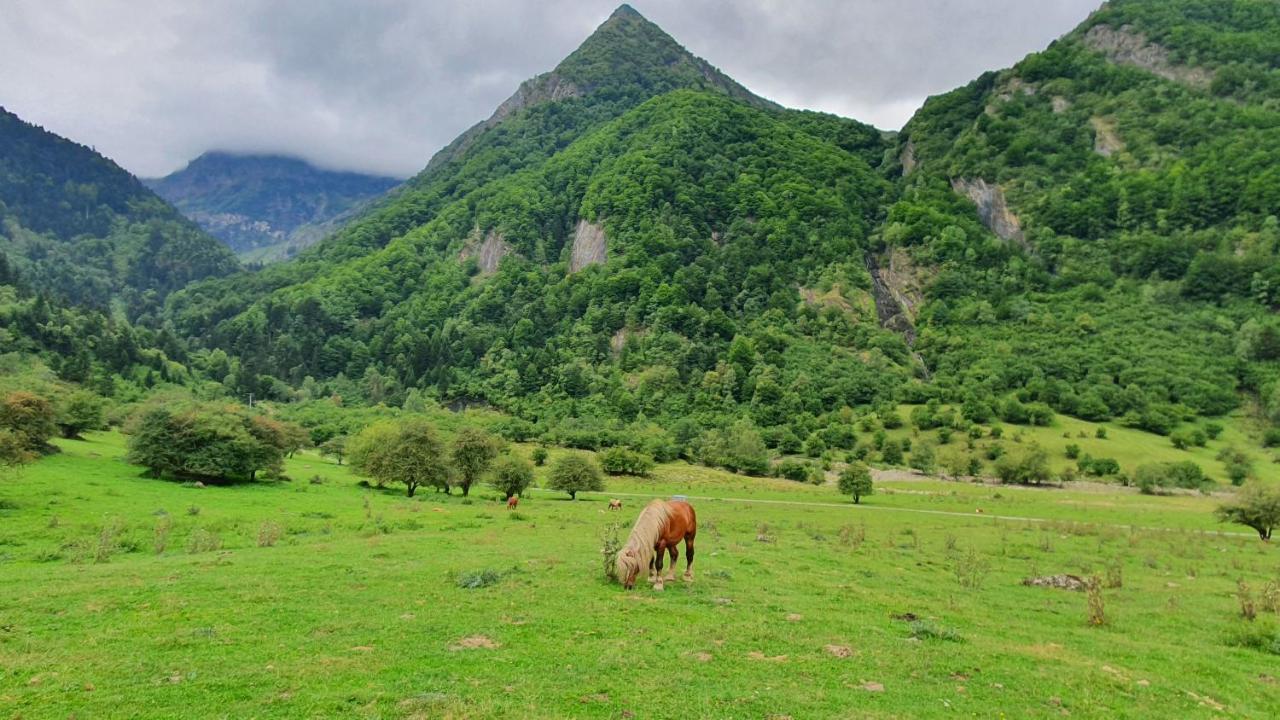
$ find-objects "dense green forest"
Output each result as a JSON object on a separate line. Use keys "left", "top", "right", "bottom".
{"left": 5, "top": 0, "right": 1280, "bottom": 475}
{"left": 893, "top": 0, "right": 1280, "bottom": 434}
{"left": 0, "top": 107, "right": 238, "bottom": 318}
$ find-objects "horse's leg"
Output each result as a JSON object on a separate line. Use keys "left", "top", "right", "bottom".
{"left": 653, "top": 542, "right": 666, "bottom": 591}
{"left": 648, "top": 555, "right": 656, "bottom": 583}
{"left": 664, "top": 545, "right": 677, "bottom": 582}
{"left": 683, "top": 536, "right": 695, "bottom": 582}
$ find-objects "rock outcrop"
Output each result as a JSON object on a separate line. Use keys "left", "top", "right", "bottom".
{"left": 569, "top": 219, "right": 608, "bottom": 272}
{"left": 1082, "top": 24, "right": 1214, "bottom": 89}
{"left": 900, "top": 141, "right": 918, "bottom": 176}
{"left": 951, "top": 178, "right": 1026, "bottom": 246}
{"left": 1090, "top": 116, "right": 1125, "bottom": 157}
{"left": 459, "top": 229, "right": 514, "bottom": 275}
{"left": 866, "top": 249, "right": 926, "bottom": 346}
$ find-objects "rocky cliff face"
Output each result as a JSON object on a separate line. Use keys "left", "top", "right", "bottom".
{"left": 1082, "top": 24, "right": 1214, "bottom": 89}
{"left": 950, "top": 177, "right": 1026, "bottom": 247}
{"left": 458, "top": 228, "right": 514, "bottom": 275}
{"left": 569, "top": 219, "right": 608, "bottom": 272}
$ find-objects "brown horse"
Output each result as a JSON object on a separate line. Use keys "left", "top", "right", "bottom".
{"left": 615, "top": 499, "right": 696, "bottom": 591}
{"left": 507, "top": 496, "right": 519, "bottom": 510}
{"left": 608, "top": 498, "right": 623, "bottom": 511}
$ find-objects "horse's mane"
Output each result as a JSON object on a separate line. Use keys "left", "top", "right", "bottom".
{"left": 615, "top": 499, "right": 671, "bottom": 582}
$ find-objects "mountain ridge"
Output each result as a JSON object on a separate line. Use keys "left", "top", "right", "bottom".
{"left": 145, "top": 151, "right": 401, "bottom": 261}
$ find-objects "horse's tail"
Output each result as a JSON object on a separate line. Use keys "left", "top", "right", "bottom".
{"left": 615, "top": 500, "right": 671, "bottom": 582}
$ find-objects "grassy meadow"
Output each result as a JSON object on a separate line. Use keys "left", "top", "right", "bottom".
{"left": 1, "top": 431, "right": 1278, "bottom": 719}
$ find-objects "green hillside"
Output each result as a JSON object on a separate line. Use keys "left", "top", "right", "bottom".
{"left": 0, "top": 108, "right": 238, "bottom": 316}
{"left": 162, "top": 1, "right": 1280, "bottom": 459}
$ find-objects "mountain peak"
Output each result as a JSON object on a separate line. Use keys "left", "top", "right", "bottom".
{"left": 609, "top": 3, "right": 642, "bottom": 20}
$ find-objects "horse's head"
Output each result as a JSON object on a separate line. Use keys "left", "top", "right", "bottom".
{"left": 617, "top": 549, "right": 639, "bottom": 589}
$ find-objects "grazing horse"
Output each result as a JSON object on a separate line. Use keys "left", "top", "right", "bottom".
{"left": 608, "top": 498, "right": 623, "bottom": 511}
{"left": 507, "top": 496, "right": 519, "bottom": 510}
{"left": 615, "top": 499, "right": 696, "bottom": 591}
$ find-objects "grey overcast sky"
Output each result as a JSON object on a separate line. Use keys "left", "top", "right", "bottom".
{"left": 0, "top": 0, "right": 1102, "bottom": 179}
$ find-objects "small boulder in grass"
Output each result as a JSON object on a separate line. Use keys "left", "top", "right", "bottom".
{"left": 1022, "top": 574, "right": 1087, "bottom": 591}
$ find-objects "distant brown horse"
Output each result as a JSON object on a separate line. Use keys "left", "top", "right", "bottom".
{"left": 615, "top": 499, "right": 696, "bottom": 591}
{"left": 507, "top": 496, "right": 519, "bottom": 510}
{"left": 608, "top": 498, "right": 623, "bottom": 511}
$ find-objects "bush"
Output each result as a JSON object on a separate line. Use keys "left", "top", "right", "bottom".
{"left": 451, "top": 427, "right": 502, "bottom": 496}
{"left": 349, "top": 419, "right": 451, "bottom": 497}
{"left": 775, "top": 459, "right": 815, "bottom": 483}
{"left": 1264, "top": 428, "right": 1280, "bottom": 448}
{"left": 600, "top": 446, "right": 655, "bottom": 476}
{"left": 492, "top": 455, "right": 534, "bottom": 499}
{"left": 1134, "top": 461, "right": 1209, "bottom": 494}
{"left": 126, "top": 402, "right": 288, "bottom": 483}
{"left": 880, "top": 439, "right": 904, "bottom": 466}
{"left": 698, "top": 420, "right": 770, "bottom": 476}
{"left": 1065, "top": 443, "right": 1081, "bottom": 459}
{"left": 994, "top": 447, "right": 1052, "bottom": 485}
{"left": 1216, "top": 483, "right": 1280, "bottom": 540}
{"left": 55, "top": 390, "right": 106, "bottom": 439}
{"left": 548, "top": 454, "right": 604, "bottom": 500}
{"left": 0, "top": 391, "right": 56, "bottom": 457}
{"left": 1078, "top": 455, "right": 1120, "bottom": 477}
{"left": 531, "top": 447, "right": 548, "bottom": 466}
{"left": 910, "top": 443, "right": 936, "bottom": 474}
{"left": 319, "top": 435, "right": 347, "bottom": 465}
{"left": 838, "top": 462, "right": 873, "bottom": 504}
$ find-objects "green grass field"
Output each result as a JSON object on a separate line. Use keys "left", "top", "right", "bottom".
{"left": 2, "top": 431, "right": 1278, "bottom": 718}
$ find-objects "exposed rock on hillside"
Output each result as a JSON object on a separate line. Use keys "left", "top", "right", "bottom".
{"left": 866, "top": 249, "right": 926, "bottom": 346}
{"left": 951, "top": 178, "right": 1026, "bottom": 246}
{"left": 1082, "top": 24, "right": 1214, "bottom": 89}
{"left": 1090, "top": 116, "right": 1125, "bottom": 157}
{"left": 569, "top": 219, "right": 607, "bottom": 272}
{"left": 459, "top": 229, "right": 514, "bottom": 275}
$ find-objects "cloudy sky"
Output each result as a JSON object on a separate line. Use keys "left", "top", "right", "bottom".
{"left": 0, "top": 0, "right": 1101, "bottom": 179}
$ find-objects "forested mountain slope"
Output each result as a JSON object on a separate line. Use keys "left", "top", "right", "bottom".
{"left": 145, "top": 152, "right": 400, "bottom": 261}
{"left": 0, "top": 107, "right": 238, "bottom": 317}
{"left": 162, "top": 0, "right": 1280, "bottom": 451}
{"left": 886, "top": 0, "right": 1280, "bottom": 432}
{"left": 165, "top": 6, "right": 903, "bottom": 427}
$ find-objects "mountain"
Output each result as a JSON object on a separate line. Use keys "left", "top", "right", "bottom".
{"left": 0, "top": 106, "right": 238, "bottom": 318}
{"left": 145, "top": 152, "right": 401, "bottom": 262}
{"left": 889, "top": 0, "right": 1280, "bottom": 431}
{"left": 166, "top": 0, "right": 1280, "bottom": 453}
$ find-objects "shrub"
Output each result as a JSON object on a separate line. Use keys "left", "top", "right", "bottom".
{"left": 531, "top": 447, "right": 548, "bottom": 466}
{"left": 1216, "top": 483, "right": 1280, "bottom": 540}
{"left": 880, "top": 439, "right": 903, "bottom": 466}
{"left": 1065, "top": 443, "right": 1081, "bottom": 459}
{"left": 349, "top": 419, "right": 451, "bottom": 497}
{"left": 319, "top": 435, "right": 347, "bottom": 465}
{"left": 838, "top": 462, "right": 873, "bottom": 504}
{"left": 775, "top": 459, "right": 814, "bottom": 483}
{"left": 910, "top": 443, "right": 936, "bottom": 474}
{"left": 492, "top": 455, "right": 534, "bottom": 499}
{"left": 994, "top": 447, "right": 1052, "bottom": 485}
{"left": 599, "top": 446, "right": 655, "bottom": 476}
{"left": 1204, "top": 422, "right": 1224, "bottom": 440}
{"left": 55, "top": 391, "right": 106, "bottom": 439}
{"left": 126, "top": 402, "right": 288, "bottom": 483}
{"left": 451, "top": 427, "right": 502, "bottom": 496}
{"left": 0, "top": 391, "right": 56, "bottom": 457}
{"left": 1134, "top": 461, "right": 1208, "bottom": 494}
{"left": 1078, "top": 455, "right": 1120, "bottom": 477}
{"left": 548, "top": 454, "right": 604, "bottom": 500}
{"left": 1265, "top": 428, "right": 1280, "bottom": 448}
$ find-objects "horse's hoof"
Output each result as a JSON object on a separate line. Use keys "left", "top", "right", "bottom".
{"left": 663, "top": 574, "right": 675, "bottom": 582}
{"left": 653, "top": 583, "right": 664, "bottom": 592}
{"left": 683, "top": 573, "right": 693, "bottom": 583}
